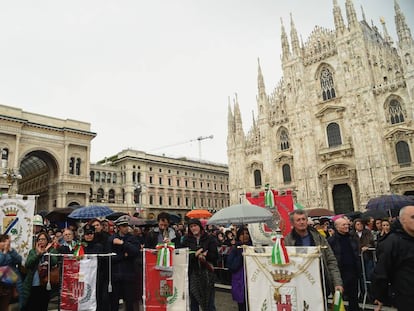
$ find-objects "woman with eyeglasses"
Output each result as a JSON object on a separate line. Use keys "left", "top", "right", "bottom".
{"left": 21, "top": 232, "right": 58, "bottom": 311}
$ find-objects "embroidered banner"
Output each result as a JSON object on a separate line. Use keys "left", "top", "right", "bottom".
{"left": 244, "top": 246, "right": 325, "bottom": 311}
{"left": 246, "top": 190, "right": 294, "bottom": 244}
{"left": 0, "top": 194, "right": 36, "bottom": 263}
{"left": 143, "top": 248, "right": 189, "bottom": 310}
{"left": 60, "top": 257, "right": 97, "bottom": 311}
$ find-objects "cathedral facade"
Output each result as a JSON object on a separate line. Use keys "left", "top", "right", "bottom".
{"left": 227, "top": 0, "right": 414, "bottom": 214}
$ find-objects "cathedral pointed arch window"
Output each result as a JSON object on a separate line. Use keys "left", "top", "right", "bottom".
{"left": 396, "top": 141, "right": 412, "bottom": 166}
{"left": 320, "top": 68, "right": 336, "bottom": 101}
{"left": 282, "top": 164, "right": 292, "bottom": 183}
{"left": 327, "top": 122, "right": 342, "bottom": 147}
{"left": 253, "top": 169, "right": 262, "bottom": 188}
{"left": 280, "top": 129, "right": 290, "bottom": 150}
{"left": 389, "top": 99, "right": 405, "bottom": 124}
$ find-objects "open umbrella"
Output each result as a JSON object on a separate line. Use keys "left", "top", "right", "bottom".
{"left": 68, "top": 205, "right": 114, "bottom": 219}
{"left": 366, "top": 194, "right": 414, "bottom": 217}
{"left": 307, "top": 208, "right": 335, "bottom": 217}
{"left": 106, "top": 212, "right": 128, "bottom": 220}
{"left": 45, "top": 206, "right": 79, "bottom": 222}
{"left": 186, "top": 209, "right": 212, "bottom": 219}
{"left": 207, "top": 204, "right": 273, "bottom": 225}
{"left": 169, "top": 213, "right": 182, "bottom": 224}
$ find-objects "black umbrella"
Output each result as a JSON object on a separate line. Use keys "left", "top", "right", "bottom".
{"left": 45, "top": 206, "right": 79, "bottom": 222}
{"left": 366, "top": 194, "right": 414, "bottom": 217}
{"left": 169, "top": 213, "right": 181, "bottom": 224}
{"left": 362, "top": 209, "right": 388, "bottom": 220}
{"left": 106, "top": 212, "right": 128, "bottom": 221}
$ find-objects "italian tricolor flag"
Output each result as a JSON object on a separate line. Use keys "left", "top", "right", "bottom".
{"left": 60, "top": 257, "right": 98, "bottom": 311}
{"left": 143, "top": 248, "right": 189, "bottom": 310}
{"left": 333, "top": 290, "right": 346, "bottom": 311}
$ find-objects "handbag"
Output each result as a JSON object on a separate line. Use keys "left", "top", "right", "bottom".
{"left": 38, "top": 263, "right": 60, "bottom": 287}
{"left": 0, "top": 265, "right": 19, "bottom": 285}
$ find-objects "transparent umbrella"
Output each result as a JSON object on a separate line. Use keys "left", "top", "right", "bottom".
{"left": 207, "top": 204, "right": 273, "bottom": 225}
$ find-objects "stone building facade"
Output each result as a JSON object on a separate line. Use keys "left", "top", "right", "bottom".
{"left": 0, "top": 104, "right": 229, "bottom": 218}
{"left": 90, "top": 150, "right": 229, "bottom": 219}
{"left": 227, "top": 0, "right": 414, "bottom": 214}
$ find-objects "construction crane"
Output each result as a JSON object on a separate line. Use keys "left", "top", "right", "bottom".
{"left": 151, "top": 135, "right": 214, "bottom": 160}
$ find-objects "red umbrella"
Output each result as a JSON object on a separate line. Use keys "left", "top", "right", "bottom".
{"left": 307, "top": 208, "right": 335, "bottom": 217}
{"left": 186, "top": 209, "right": 212, "bottom": 219}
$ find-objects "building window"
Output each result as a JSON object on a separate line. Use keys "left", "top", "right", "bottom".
{"left": 97, "top": 188, "right": 104, "bottom": 202}
{"left": 149, "top": 176, "right": 153, "bottom": 184}
{"left": 159, "top": 177, "right": 162, "bottom": 185}
{"left": 107, "top": 173, "right": 112, "bottom": 183}
{"left": 185, "top": 180, "right": 188, "bottom": 187}
{"left": 76, "top": 158, "right": 81, "bottom": 175}
{"left": 89, "top": 188, "right": 93, "bottom": 201}
{"left": 159, "top": 196, "right": 163, "bottom": 205}
{"left": 101, "top": 172, "right": 106, "bottom": 183}
{"left": 90, "top": 171, "right": 95, "bottom": 182}
{"left": 282, "top": 164, "right": 292, "bottom": 183}
{"left": 168, "top": 178, "right": 171, "bottom": 186}
{"left": 112, "top": 173, "right": 117, "bottom": 184}
{"left": 69, "top": 157, "right": 75, "bottom": 174}
{"left": 108, "top": 189, "right": 115, "bottom": 203}
{"left": 327, "top": 122, "right": 342, "bottom": 147}
{"left": 254, "top": 169, "right": 262, "bottom": 188}
{"left": 320, "top": 67, "right": 336, "bottom": 101}
{"left": 389, "top": 99, "right": 405, "bottom": 124}
{"left": 132, "top": 172, "right": 136, "bottom": 183}
{"left": 177, "top": 180, "right": 180, "bottom": 187}
{"left": 185, "top": 197, "right": 189, "bottom": 206}
{"left": 168, "top": 197, "right": 172, "bottom": 206}
{"left": 280, "top": 129, "right": 290, "bottom": 150}
{"left": 149, "top": 195, "right": 153, "bottom": 205}
{"left": 396, "top": 141, "right": 412, "bottom": 165}
{"left": 177, "top": 197, "right": 180, "bottom": 206}
{"left": 95, "top": 172, "right": 100, "bottom": 182}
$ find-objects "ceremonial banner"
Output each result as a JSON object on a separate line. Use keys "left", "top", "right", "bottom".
{"left": 143, "top": 248, "right": 189, "bottom": 310}
{"left": 0, "top": 194, "right": 36, "bottom": 263}
{"left": 61, "top": 257, "right": 97, "bottom": 311}
{"left": 244, "top": 246, "right": 325, "bottom": 311}
{"left": 246, "top": 190, "right": 294, "bottom": 244}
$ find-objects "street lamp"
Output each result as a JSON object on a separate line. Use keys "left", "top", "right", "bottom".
{"left": 1, "top": 168, "right": 22, "bottom": 195}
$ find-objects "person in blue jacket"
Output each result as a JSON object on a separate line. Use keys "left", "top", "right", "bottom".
{"left": 226, "top": 227, "right": 252, "bottom": 311}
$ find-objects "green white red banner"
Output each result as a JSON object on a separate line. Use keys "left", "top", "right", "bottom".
{"left": 244, "top": 246, "right": 325, "bottom": 310}
{"left": 143, "top": 248, "right": 189, "bottom": 310}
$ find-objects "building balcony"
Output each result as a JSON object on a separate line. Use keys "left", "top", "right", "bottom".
{"left": 318, "top": 143, "right": 353, "bottom": 161}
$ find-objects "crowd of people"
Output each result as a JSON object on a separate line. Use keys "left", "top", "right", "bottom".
{"left": 0, "top": 205, "right": 412, "bottom": 311}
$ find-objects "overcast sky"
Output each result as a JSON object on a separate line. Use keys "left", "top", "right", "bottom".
{"left": 0, "top": 0, "right": 413, "bottom": 164}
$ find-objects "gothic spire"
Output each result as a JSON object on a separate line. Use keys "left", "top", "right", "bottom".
{"left": 394, "top": 0, "right": 414, "bottom": 48}
{"left": 380, "top": 17, "right": 393, "bottom": 45}
{"left": 252, "top": 110, "right": 256, "bottom": 129}
{"left": 360, "top": 5, "right": 366, "bottom": 23}
{"left": 345, "top": 0, "right": 358, "bottom": 29}
{"left": 280, "top": 18, "right": 291, "bottom": 61}
{"left": 290, "top": 13, "right": 300, "bottom": 56}
{"left": 227, "top": 97, "right": 234, "bottom": 132}
{"left": 257, "top": 58, "right": 266, "bottom": 99}
{"left": 333, "top": 0, "right": 345, "bottom": 34}
{"left": 233, "top": 94, "right": 243, "bottom": 132}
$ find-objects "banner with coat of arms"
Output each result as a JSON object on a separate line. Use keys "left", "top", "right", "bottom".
{"left": 244, "top": 246, "right": 325, "bottom": 311}
{"left": 143, "top": 248, "right": 189, "bottom": 310}
{"left": 60, "top": 257, "right": 98, "bottom": 311}
{"left": 0, "top": 194, "right": 36, "bottom": 263}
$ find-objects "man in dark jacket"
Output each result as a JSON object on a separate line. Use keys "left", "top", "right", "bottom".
{"left": 372, "top": 205, "right": 414, "bottom": 311}
{"left": 181, "top": 218, "right": 218, "bottom": 311}
{"left": 109, "top": 215, "right": 140, "bottom": 311}
{"left": 328, "top": 217, "right": 361, "bottom": 311}
{"left": 145, "top": 212, "right": 180, "bottom": 249}
{"left": 284, "top": 209, "right": 343, "bottom": 297}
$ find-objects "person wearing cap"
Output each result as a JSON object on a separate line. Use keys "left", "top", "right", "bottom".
{"left": 144, "top": 212, "right": 180, "bottom": 249}
{"left": 82, "top": 224, "right": 110, "bottom": 311}
{"left": 181, "top": 218, "right": 218, "bottom": 311}
{"left": 109, "top": 215, "right": 140, "bottom": 311}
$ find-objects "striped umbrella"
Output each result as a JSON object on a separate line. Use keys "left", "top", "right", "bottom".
{"left": 68, "top": 205, "right": 114, "bottom": 219}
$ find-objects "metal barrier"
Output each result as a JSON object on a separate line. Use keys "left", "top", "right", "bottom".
{"left": 360, "top": 247, "right": 376, "bottom": 310}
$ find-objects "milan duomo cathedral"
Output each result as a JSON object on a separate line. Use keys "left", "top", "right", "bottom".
{"left": 227, "top": 0, "right": 414, "bottom": 214}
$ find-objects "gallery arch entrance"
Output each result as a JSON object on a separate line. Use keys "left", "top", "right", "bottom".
{"left": 18, "top": 150, "right": 59, "bottom": 213}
